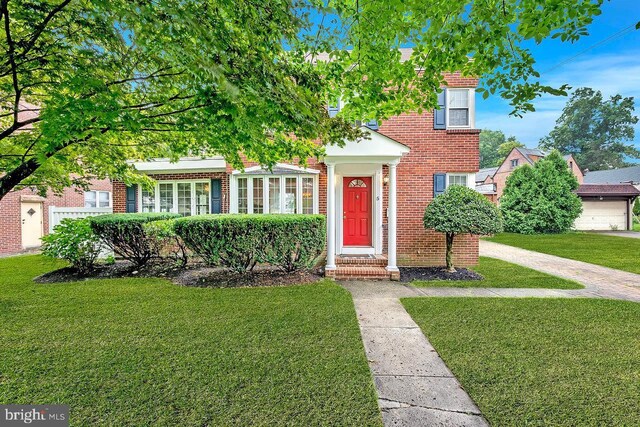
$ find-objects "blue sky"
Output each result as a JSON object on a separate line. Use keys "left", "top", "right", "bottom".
{"left": 476, "top": 0, "right": 640, "bottom": 154}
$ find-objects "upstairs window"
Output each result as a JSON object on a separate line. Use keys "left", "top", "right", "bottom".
{"left": 447, "top": 89, "right": 471, "bottom": 127}
{"left": 511, "top": 159, "right": 519, "bottom": 169}
{"left": 328, "top": 96, "right": 378, "bottom": 130}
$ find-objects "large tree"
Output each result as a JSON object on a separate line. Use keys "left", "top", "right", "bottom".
{"left": 1, "top": 0, "right": 606, "bottom": 200}
{"left": 539, "top": 87, "right": 639, "bottom": 171}
{"left": 480, "top": 130, "right": 524, "bottom": 168}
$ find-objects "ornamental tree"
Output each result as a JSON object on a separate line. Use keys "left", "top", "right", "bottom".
{"left": 1, "top": 0, "right": 606, "bottom": 200}
{"left": 500, "top": 150, "right": 582, "bottom": 234}
{"left": 424, "top": 186, "right": 502, "bottom": 272}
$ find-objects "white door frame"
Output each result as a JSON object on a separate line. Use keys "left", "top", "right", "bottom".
{"left": 335, "top": 164, "right": 383, "bottom": 255}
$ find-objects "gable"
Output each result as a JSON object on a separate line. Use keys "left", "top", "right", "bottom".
{"left": 323, "top": 126, "right": 410, "bottom": 163}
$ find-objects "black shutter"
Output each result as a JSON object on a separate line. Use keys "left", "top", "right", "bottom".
{"left": 210, "top": 179, "right": 222, "bottom": 214}
{"left": 434, "top": 90, "right": 446, "bottom": 129}
{"left": 366, "top": 119, "right": 379, "bottom": 131}
{"left": 433, "top": 174, "right": 446, "bottom": 197}
{"left": 125, "top": 185, "right": 137, "bottom": 213}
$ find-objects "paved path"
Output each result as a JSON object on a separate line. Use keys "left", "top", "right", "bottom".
{"left": 344, "top": 243, "right": 640, "bottom": 426}
{"left": 593, "top": 230, "right": 640, "bottom": 239}
{"left": 481, "top": 240, "right": 640, "bottom": 302}
{"left": 344, "top": 281, "right": 488, "bottom": 427}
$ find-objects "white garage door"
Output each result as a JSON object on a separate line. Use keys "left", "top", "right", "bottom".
{"left": 574, "top": 200, "right": 627, "bottom": 231}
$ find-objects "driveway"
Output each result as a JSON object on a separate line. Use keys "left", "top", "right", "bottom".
{"left": 591, "top": 230, "right": 640, "bottom": 239}
{"left": 480, "top": 240, "right": 640, "bottom": 301}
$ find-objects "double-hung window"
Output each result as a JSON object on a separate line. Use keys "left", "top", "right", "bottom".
{"left": 232, "top": 174, "right": 318, "bottom": 214}
{"left": 84, "top": 191, "right": 111, "bottom": 208}
{"left": 447, "top": 89, "right": 473, "bottom": 128}
{"left": 139, "top": 180, "right": 210, "bottom": 216}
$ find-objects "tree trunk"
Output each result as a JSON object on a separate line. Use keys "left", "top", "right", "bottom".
{"left": 0, "top": 158, "right": 41, "bottom": 201}
{"left": 445, "top": 232, "right": 455, "bottom": 272}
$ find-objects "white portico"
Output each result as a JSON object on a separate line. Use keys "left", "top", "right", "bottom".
{"left": 322, "top": 127, "right": 409, "bottom": 278}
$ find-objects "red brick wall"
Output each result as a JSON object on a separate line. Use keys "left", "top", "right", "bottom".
{"left": 0, "top": 179, "right": 112, "bottom": 255}
{"left": 378, "top": 114, "right": 480, "bottom": 267}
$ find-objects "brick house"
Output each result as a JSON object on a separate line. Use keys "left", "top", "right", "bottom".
{"left": 0, "top": 179, "right": 112, "bottom": 255}
{"left": 113, "top": 72, "right": 481, "bottom": 279}
{"left": 477, "top": 147, "right": 583, "bottom": 201}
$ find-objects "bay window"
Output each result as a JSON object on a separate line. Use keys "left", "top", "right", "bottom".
{"left": 231, "top": 174, "right": 318, "bottom": 214}
{"left": 139, "top": 180, "right": 211, "bottom": 216}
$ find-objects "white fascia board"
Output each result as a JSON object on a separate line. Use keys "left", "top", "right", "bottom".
{"left": 131, "top": 157, "right": 226, "bottom": 173}
{"left": 231, "top": 163, "right": 321, "bottom": 175}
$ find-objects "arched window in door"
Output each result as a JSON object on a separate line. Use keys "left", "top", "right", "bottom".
{"left": 348, "top": 179, "right": 367, "bottom": 188}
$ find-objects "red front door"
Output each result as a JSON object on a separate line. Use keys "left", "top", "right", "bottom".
{"left": 343, "top": 177, "right": 372, "bottom": 246}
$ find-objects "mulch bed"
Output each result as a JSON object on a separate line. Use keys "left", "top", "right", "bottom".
{"left": 399, "top": 266, "right": 483, "bottom": 283}
{"left": 34, "top": 260, "right": 323, "bottom": 288}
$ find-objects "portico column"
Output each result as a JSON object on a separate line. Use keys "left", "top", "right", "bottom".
{"left": 326, "top": 163, "right": 337, "bottom": 270}
{"left": 386, "top": 161, "right": 399, "bottom": 272}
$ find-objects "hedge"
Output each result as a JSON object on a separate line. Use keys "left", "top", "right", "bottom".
{"left": 174, "top": 214, "right": 326, "bottom": 272}
{"left": 89, "top": 213, "right": 180, "bottom": 267}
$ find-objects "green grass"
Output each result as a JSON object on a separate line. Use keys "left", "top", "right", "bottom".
{"left": 402, "top": 298, "right": 640, "bottom": 426}
{"left": 0, "top": 256, "right": 381, "bottom": 426}
{"left": 485, "top": 232, "right": 640, "bottom": 274}
{"left": 411, "top": 256, "right": 582, "bottom": 289}
{"left": 633, "top": 222, "right": 640, "bottom": 232}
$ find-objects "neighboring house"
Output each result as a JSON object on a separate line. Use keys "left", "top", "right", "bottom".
{"left": 0, "top": 102, "right": 114, "bottom": 255}
{"left": 0, "top": 179, "right": 113, "bottom": 255}
{"left": 475, "top": 166, "right": 498, "bottom": 203}
{"left": 478, "top": 147, "right": 583, "bottom": 200}
{"left": 476, "top": 148, "right": 638, "bottom": 231}
{"left": 583, "top": 165, "right": 640, "bottom": 191}
{"left": 113, "top": 70, "right": 481, "bottom": 280}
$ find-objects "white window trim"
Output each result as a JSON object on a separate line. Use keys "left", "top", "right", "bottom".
{"left": 230, "top": 174, "right": 319, "bottom": 214}
{"left": 137, "top": 179, "right": 211, "bottom": 215}
{"left": 84, "top": 190, "right": 112, "bottom": 208}
{"left": 446, "top": 173, "right": 476, "bottom": 190}
{"left": 446, "top": 88, "right": 475, "bottom": 129}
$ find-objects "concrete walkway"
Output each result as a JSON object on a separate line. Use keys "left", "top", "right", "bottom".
{"left": 345, "top": 281, "right": 488, "bottom": 427}
{"left": 344, "top": 243, "right": 640, "bottom": 426}
{"left": 481, "top": 240, "right": 640, "bottom": 302}
{"left": 593, "top": 230, "right": 640, "bottom": 239}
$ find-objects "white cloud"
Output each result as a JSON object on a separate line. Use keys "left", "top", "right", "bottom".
{"left": 477, "top": 51, "right": 640, "bottom": 148}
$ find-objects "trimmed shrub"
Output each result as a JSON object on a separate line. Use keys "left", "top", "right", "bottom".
{"left": 424, "top": 185, "right": 502, "bottom": 271}
{"left": 89, "top": 213, "right": 180, "bottom": 267}
{"left": 42, "top": 218, "right": 102, "bottom": 274}
{"left": 143, "top": 219, "right": 189, "bottom": 266}
{"left": 174, "top": 214, "right": 326, "bottom": 272}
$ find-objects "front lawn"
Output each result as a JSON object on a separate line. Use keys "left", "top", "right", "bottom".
{"left": 0, "top": 256, "right": 381, "bottom": 426}
{"left": 485, "top": 232, "right": 640, "bottom": 274}
{"left": 402, "top": 298, "right": 640, "bottom": 426}
{"left": 411, "top": 256, "right": 582, "bottom": 289}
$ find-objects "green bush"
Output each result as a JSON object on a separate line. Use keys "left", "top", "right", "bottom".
{"left": 143, "top": 219, "right": 189, "bottom": 266}
{"left": 500, "top": 150, "right": 582, "bottom": 234}
{"left": 424, "top": 185, "right": 502, "bottom": 271}
{"left": 89, "top": 213, "right": 180, "bottom": 267}
{"left": 174, "top": 214, "right": 326, "bottom": 272}
{"left": 42, "top": 218, "right": 102, "bottom": 274}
